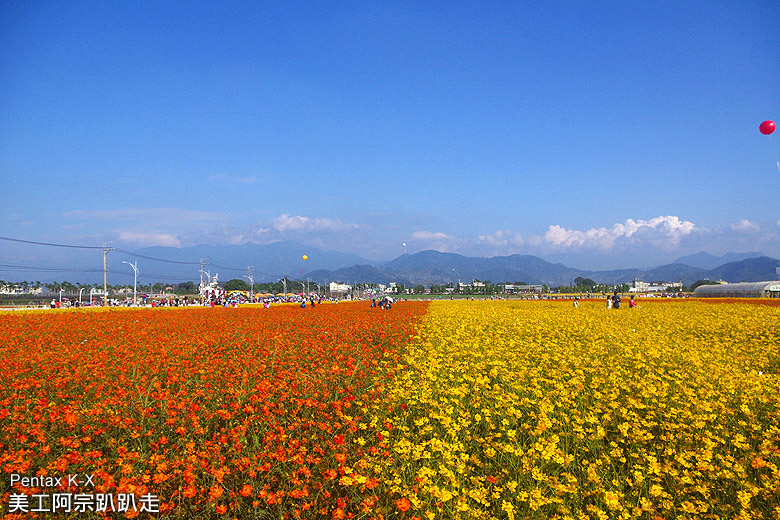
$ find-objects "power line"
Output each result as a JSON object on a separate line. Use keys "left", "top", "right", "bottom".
{"left": 0, "top": 235, "right": 286, "bottom": 280}
{"left": 113, "top": 248, "right": 201, "bottom": 265}
{"left": 0, "top": 236, "right": 104, "bottom": 249}
{"left": 0, "top": 264, "right": 201, "bottom": 283}
{"left": 207, "top": 262, "right": 244, "bottom": 272}
{"left": 207, "top": 262, "right": 283, "bottom": 278}
{"left": 0, "top": 263, "right": 105, "bottom": 273}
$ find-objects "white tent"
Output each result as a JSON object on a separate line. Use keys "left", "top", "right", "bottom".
{"left": 694, "top": 281, "right": 780, "bottom": 298}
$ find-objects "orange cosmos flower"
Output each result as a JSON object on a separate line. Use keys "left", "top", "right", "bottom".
{"left": 396, "top": 497, "right": 411, "bottom": 512}
{"left": 208, "top": 485, "right": 223, "bottom": 499}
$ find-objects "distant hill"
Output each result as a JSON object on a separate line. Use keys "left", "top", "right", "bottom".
{"left": 626, "top": 263, "right": 709, "bottom": 285}
{"left": 708, "top": 256, "right": 780, "bottom": 282}
{"left": 672, "top": 251, "right": 764, "bottom": 270}
{"left": 308, "top": 250, "right": 780, "bottom": 287}
{"left": 12, "top": 241, "right": 779, "bottom": 287}
{"left": 306, "top": 265, "right": 409, "bottom": 286}
{"left": 306, "top": 250, "right": 616, "bottom": 286}
{"left": 134, "top": 241, "right": 376, "bottom": 282}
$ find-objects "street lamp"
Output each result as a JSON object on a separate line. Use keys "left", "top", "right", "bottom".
{"left": 59, "top": 287, "right": 65, "bottom": 304}
{"left": 245, "top": 267, "right": 254, "bottom": 303}
{"left": 122, "top": 261, "right": 139, "bottom": 306}
{"left": 79, "top": 287, "right": 85, "bottom": 305}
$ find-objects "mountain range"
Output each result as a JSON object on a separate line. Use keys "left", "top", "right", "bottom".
{"left": 670, "top": 251, "right": 765, "bottom": 270}
{"left": 12, "top": 243, "right": 779, "bottom": 287}
{"left": 305, "top": 251, "right": 779, "bottom": 287}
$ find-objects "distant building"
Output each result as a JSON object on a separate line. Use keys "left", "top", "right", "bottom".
{"left": 694, "top": 281, "right": 780, "bottom": 298}
{"left": 329, "top": 282, "right": 352, "bottom": 296}
{"left": 458, "top": 280, "right": 486, "bottom": 291}
{"left": 504, "top": 284, "right": 543, "bottom": 294}
{"left": 362, "top": 284, "right": 387, "bottom": 296}
{"left": 630, "top": 279, "right": 683, "bottom": 293}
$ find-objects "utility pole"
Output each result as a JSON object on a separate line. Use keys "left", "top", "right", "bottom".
{"left": 282, "top": 274, "right": 287, "bottom": 300}
{"left": 103, "top": 245, "right": 114, "bottom": 307}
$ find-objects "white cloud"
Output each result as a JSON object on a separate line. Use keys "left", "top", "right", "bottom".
{"left": 477, "top": 230, "right": 524, "bottom": 248}
{"left": 117, "top": 231, "right": 181, "bottom": 247}
{"left": 730, "top": 219, "right": 760, "bottom": 232}
{"left": 270, "top": 214, "right": 360, "bottom": 233}
{"left": 411, "top": 231, "right": 453, "bottom": 240}
{"left": 409, "top": 230, "right": 464, "bottom": 253}
{"left": 544, "top": 224, "right": 615, "bottom": 249}
{"left": 542, "top": 216, "right": 696, "bottom": 250}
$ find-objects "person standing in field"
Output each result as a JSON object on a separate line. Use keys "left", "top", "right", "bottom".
{"left": 606, "top": 295, "right": 612, "bottom": 309}
{"left": 629, "top": 295, "right": 636, "bottom": 308}
{"left": 612, "top": 290, "right": 621, "bottom": 309}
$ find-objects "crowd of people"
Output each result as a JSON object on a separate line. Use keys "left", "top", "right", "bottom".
{"left": 602, "top": 292, "right": 637, "bottom": 309}
{"left": 371, "top": 296, "right": 396, "bottom": 309}
{"left": 23, "top": 292, "right": 660, "bottom": 311}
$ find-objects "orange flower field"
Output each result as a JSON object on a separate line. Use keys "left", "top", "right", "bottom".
{"left": 1, "top": 299, "right": 779, "bottom": 519}
{"left": 1, "top": 303, "right": 429, "bottom": 519}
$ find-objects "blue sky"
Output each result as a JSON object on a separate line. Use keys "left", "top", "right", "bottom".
{"left": 2, "top": 0, "right": 779, "bottom": 272}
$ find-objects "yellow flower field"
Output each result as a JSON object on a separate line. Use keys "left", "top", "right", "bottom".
{"left": 368, "top": 300, "right": 780, "bottom": 520}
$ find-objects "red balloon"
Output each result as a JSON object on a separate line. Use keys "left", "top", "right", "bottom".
{"left": 759, "top": 120, "right": 776, "bottom": 135}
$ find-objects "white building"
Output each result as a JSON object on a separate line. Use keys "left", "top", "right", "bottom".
{"left": 0, "top": 284, "right": 24, "bottom": 295}
{"left": 329, "top": 282, "right": 352, "bottom": 295}
{"left": 504, "top": 284, "right": 543, "bottom": 294}
{"left": 630, "top": 279, "right": 683, "bottom": 293}
{"left": 458, "top": 281, "right": 486, "bottom": 290}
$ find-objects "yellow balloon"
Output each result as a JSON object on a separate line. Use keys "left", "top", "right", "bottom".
{"left": 302, "top": 255, "right": 308, "bottom": 261}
